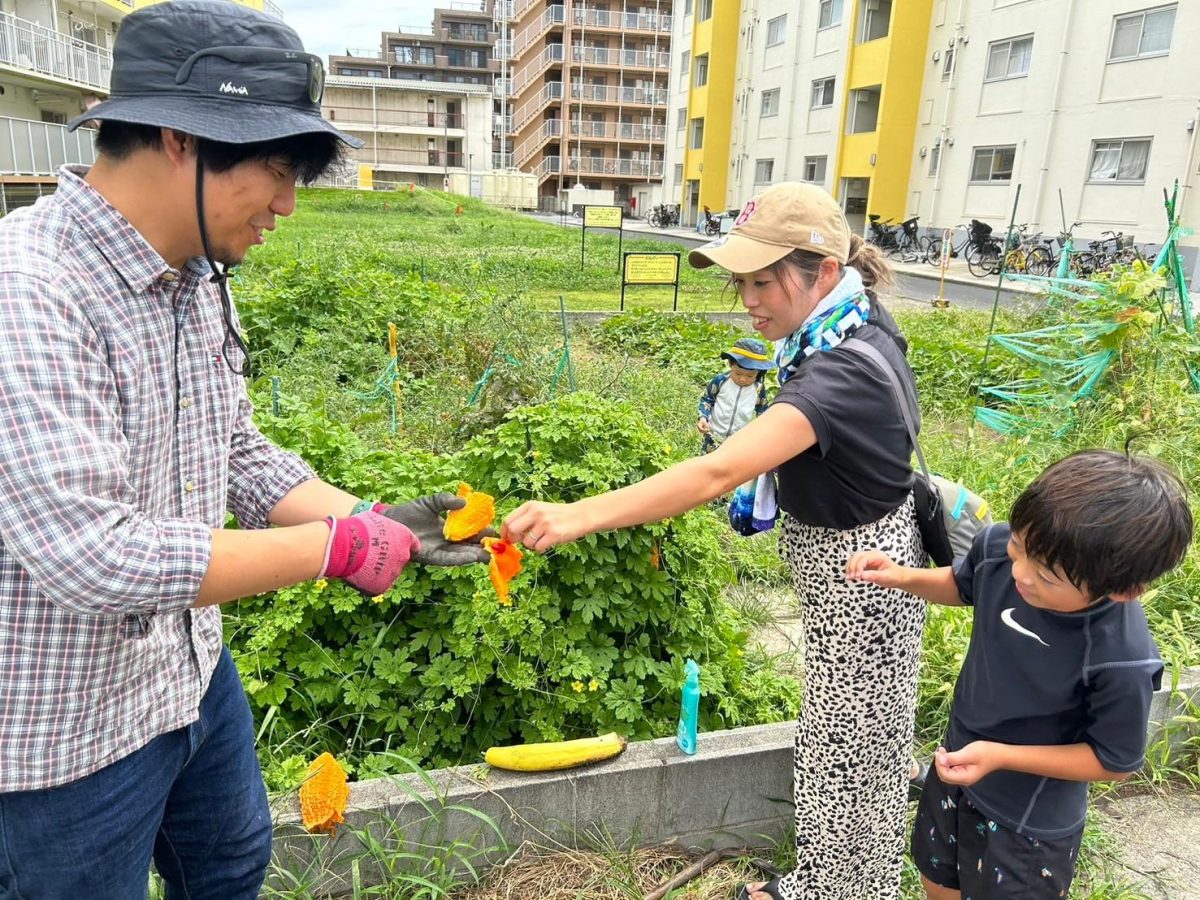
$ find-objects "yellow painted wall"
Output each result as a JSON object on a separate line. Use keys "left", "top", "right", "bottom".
{"left": 681, "top": 0, "right": 738, "bottom": 212}
{"left": 835, "top": 0, "right": 932, "bottom": 222}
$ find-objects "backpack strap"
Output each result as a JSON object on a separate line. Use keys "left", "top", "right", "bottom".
{"left": 841, "top": 338, "right": 931, "bottom": 482}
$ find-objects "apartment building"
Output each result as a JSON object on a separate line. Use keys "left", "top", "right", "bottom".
{"left": 664, "top": 0, "right": 1200, "bottom": 267}
{"left": 0, "top": 0, "right": 282, "bottom": 211}
{"left": 321, "top": 76, "right": 494, "bottom": 189}
{"left": 507, "top": 0, "right": 672, "bottom": 212}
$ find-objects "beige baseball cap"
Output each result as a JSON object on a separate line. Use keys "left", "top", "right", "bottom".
{"left": 688, "top": 181, "right": 851, "bottom": 273}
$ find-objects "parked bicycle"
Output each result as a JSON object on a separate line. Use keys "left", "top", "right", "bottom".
{"left": 701, "top": 205, "right": 721, "bottom": 237}
{"left": 867, "top": 214, "right": 900, "bottom": 252}
{"left": 966, "top": 220, "right": 1004, "bottom": 278}
{"left": 647, "top": 203, "right": 680, "bottom": 228}
{"left": 886, "top": 217, "right": 929, "bottom": 263}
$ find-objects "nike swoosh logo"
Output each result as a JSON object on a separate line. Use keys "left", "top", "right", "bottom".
{"left": 1000, "top": 608, "right": 1049, "bottom": 647}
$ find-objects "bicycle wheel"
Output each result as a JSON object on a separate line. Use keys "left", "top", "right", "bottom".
{"left": 968, "top": 244, "right": 1001, "bottom": 278}
{"left": 925, "top": 238, "right": 944, "bottom": 267}
{"left": 1025, "top": 247, "right": 1053, "bottom": 276}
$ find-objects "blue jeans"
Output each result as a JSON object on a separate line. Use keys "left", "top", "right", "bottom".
{"left": 0, "top": 647, "right": 271, "bottom": 899}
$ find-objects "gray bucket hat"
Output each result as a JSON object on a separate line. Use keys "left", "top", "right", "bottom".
{"left": 67, "top": 0, "right": 363, "bottom": 148}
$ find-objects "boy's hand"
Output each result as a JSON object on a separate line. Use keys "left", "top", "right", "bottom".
{"left": 697, "top": 417, "right": 710, "bottom": 435}
{"left": 845, "top": 550, "right": 907, "bottom": 589}
{"left": 934, "top": 742, "right": 1007, "bottom": 786}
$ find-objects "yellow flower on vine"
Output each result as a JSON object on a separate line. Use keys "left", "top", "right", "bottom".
{"left": 314, "top": 578, "right": 328, "bottom": 591}
{"left": 571, "top": 681, "right": 584, "bottom": 693}
{"left": 371, "top": 594, "right": 385, "bottom": 604}
{"left": 588, "top": 679, "right": 600, "bottom": 692}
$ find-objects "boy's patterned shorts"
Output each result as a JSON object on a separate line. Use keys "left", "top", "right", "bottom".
{"left": 911, "top": 764, "right": 1083, "bottom": 899}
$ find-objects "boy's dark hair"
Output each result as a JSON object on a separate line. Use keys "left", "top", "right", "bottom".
{"left": 1010, "top": 449, "right": 1192, "bottom": 598}
{"left": 94, "top": 121, "right": 342, "bottom": 185}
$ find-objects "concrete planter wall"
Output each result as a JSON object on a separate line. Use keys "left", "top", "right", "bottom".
{"left": 270, "top": 670, "right": 1200, "bottom": 895}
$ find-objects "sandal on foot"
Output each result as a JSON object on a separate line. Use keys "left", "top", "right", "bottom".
{"left": 735, "top": 877, "right": 784, "bottom": 900}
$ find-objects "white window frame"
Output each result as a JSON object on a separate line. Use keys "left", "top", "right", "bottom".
{"left": 1087, "top": 138, "right": 1152, "bottom": 184}
{"left": 676, "top": 106, "right": 687, "bottom": 130}
{"left": 766, "top": 15, "right": 787, "bottom": 47}
{"left": 673, "top": 163, "right": 683, "bottom": 185}
{"left": 690, "top": 117, "right": 704, "bottom": 150}
{"left": 810, "top": 77, "right": 835, "bottom": 109}
{"left": 694, "top": 53, "right": 708, "bottom": 87}
{"left": 697, "top": 0, "right": 713, "bottom": 21}
{"left": 969, "top": 145, "right": 1016, "bottom": 184}
{"left": 803, "top": 155, "right": 827, "bottom": 184}
{"left": 760, "top": 88, "right": 780, "bottom": 118}
{"left": 683, "top": 0, "right": 692, "bottom": 16}
{"left": 818, "top": 0, "right": 844, "bottom": 30}
{"left": 1108, "top": 4, "right": 1177, "bottom": 62}
{"left": 754, "top": 158, "right": 774, "bottom": 185}
{"left": 928, "top": 144, "right": 941, "bottom": 177}
{"left": 984, "top": 35, "right": 1033, "bottom": 82}
{"left": 941, "top": 46, "right": 955, "bottom": 80}
{"left": 679, "top": 49, "right": 690, "bottom": 76}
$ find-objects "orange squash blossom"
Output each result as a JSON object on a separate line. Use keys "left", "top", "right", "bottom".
{"left": 299, "top": 752, "right": 350, "bottom": 835}
{"left": 443, "top": 482, "right": 496, "bottom": 542}
{"left": 482, "top": 537, "right": 523, "bottom": 604}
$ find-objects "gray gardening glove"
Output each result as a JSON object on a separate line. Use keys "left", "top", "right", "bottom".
{"left": 377, "top": 493, "right": 493, "bottom": 567}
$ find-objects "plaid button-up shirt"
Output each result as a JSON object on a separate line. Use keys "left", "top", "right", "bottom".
{"left": 0, "top": 167, "right": 316, "bottom": 792}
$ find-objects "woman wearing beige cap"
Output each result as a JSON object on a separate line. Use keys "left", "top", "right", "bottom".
{"left": 504, "top": 181, "right": 925, "bottom": 900}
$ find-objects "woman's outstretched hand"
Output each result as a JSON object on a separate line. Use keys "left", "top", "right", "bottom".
{"left": 502, "top": 501, "right": 592, "bottom": 553}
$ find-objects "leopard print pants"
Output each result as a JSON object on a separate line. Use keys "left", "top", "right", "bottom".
{"left": 775, "top": 494, "right": 927, "bottom": 900}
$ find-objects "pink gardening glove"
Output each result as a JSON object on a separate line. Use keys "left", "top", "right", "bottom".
{"left": 320, "top": 512, "right": 420, "bottom": 596}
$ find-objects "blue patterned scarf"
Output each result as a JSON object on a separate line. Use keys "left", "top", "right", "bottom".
{"left": 776, "top": 268, "right": 871, "bottom": 385}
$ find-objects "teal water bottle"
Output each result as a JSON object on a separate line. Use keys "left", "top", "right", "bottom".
{"left": 676, "top": 659, "right": 700, "bottom": 755}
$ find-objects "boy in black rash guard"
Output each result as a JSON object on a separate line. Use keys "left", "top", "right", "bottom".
{"left": 846, "top": 449, "right": 1192, "bottom": 900}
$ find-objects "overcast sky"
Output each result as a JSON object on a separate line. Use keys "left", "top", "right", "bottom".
{"left": 285, "top": 0, "right": 440, "bottom": 63}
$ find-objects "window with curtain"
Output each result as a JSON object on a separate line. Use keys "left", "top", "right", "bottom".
{"left": 676, "top": 107, "right": 687, "bottom": 130}
{"left": 766, "top": 15, "right": 787, "bottom": 47}
{"left": 811, "top": 77, "right": 835, "bottom": 109}
{"left": 985, "top": 35, "right": 1033, "bottom": 81}
{"left": 1109, "top": 5, "right": 1176, "bottom": 61}
{"left": 690, "top": 117, "right": 704, "bottom": 149}
{"left": 754, "top": 159, "right": 774, "bottom": 185}
{"left": 674, "top": 164, "right": 683, "bottom": 185}
{"left": 804, "top": 156, "right": 827, "bottom": 183}
{"left": 761, "top": 88, "right": 780, "bottom": 117}
{"left": 680, "top": 50, "right": 690, "bottom": 75}
{"left": 970, "top": 146, "right": 1016, "bottom": 183}
{"left": 694, "top": 54, "right": 708, "bottom": 87}
{"left": 1088, "top": 138, "right": 1151, "bottom": 182}
{"left": 818, "top": 0, "right": 844, "bottom": 29}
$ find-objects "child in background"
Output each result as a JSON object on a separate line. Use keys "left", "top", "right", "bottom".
{"left": 845, "top": 449, "right": 1192, "bottom": 900}
{"left": 698, "top": 337, "right": 772, "bottom": 454}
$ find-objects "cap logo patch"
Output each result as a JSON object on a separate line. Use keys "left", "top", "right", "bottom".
{"left": 810, "top": 231, "right": 826, "bottom": 245}
{"left": 220, "top": 82, "right": 250, "bottom": 96}
{"left": 734, "top": 200, "right": 757, "bottom": 227}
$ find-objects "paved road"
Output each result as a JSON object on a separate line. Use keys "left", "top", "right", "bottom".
{"left": 528, "top": 212, "right": 1039, "bottom": 312}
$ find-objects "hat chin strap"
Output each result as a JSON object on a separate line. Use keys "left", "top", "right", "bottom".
{"left": 195, "top": 155, "right": 252, "bottom": 376}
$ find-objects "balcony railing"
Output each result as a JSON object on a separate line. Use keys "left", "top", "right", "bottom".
{"left": 536, "top": 155, "right": 663, "bottom": 179}
{"left": 0, "top": 11, "right": 113, "bottom": 92}
{"left": 510, "top": 43, "right": 563, "bottom": 94}
{"left": 348, "top": 146, "right": 467, "bottom": 169}
{"left": 324, "top": 106, "right": 466, "bottom": 130}
{"left": 569, "top": 82, "right": 669, "bottom": 106}
{"left": 493, "top": 151, "right": 514, "bottom": 168}
{"left": 567, "top": 120, "right": 666, "bottom": 141}
{"left": 345, "top": 48, "right": 384, "bottom": 60}
{"left": 572, "top": 9, "right": 672, "bottom": 32}
{"left": 511, "top": 5, "right": 564, "bottom": 58}
{"left": 571, "top": 47, "right": 671, "bottom": 69}
{"left": 445, "top": 25, "right": 492, "bottom": 43}
{"left": 0, "top": 116, "right": 96, "bottom": 176}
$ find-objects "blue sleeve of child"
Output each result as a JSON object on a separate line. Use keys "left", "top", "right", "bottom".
{"left": 699, "top": 374, "right": 722, "bottom": 419}
{"left": 1083, "top": 657, "right": 1163, "bottom": 773}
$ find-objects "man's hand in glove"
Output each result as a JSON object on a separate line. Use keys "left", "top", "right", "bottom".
{"left": 374, "top": 493, "right": 493, "bottom": 566}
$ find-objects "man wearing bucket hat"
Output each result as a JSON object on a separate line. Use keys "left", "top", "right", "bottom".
{"left": 0, "top": 2, "right": 490, "bottom": 896}
{"left": 503, "top": 182, "right": 924, "bottom": 900}
{"left": 697, "top": 336, "right": 773, "bottom": 454}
